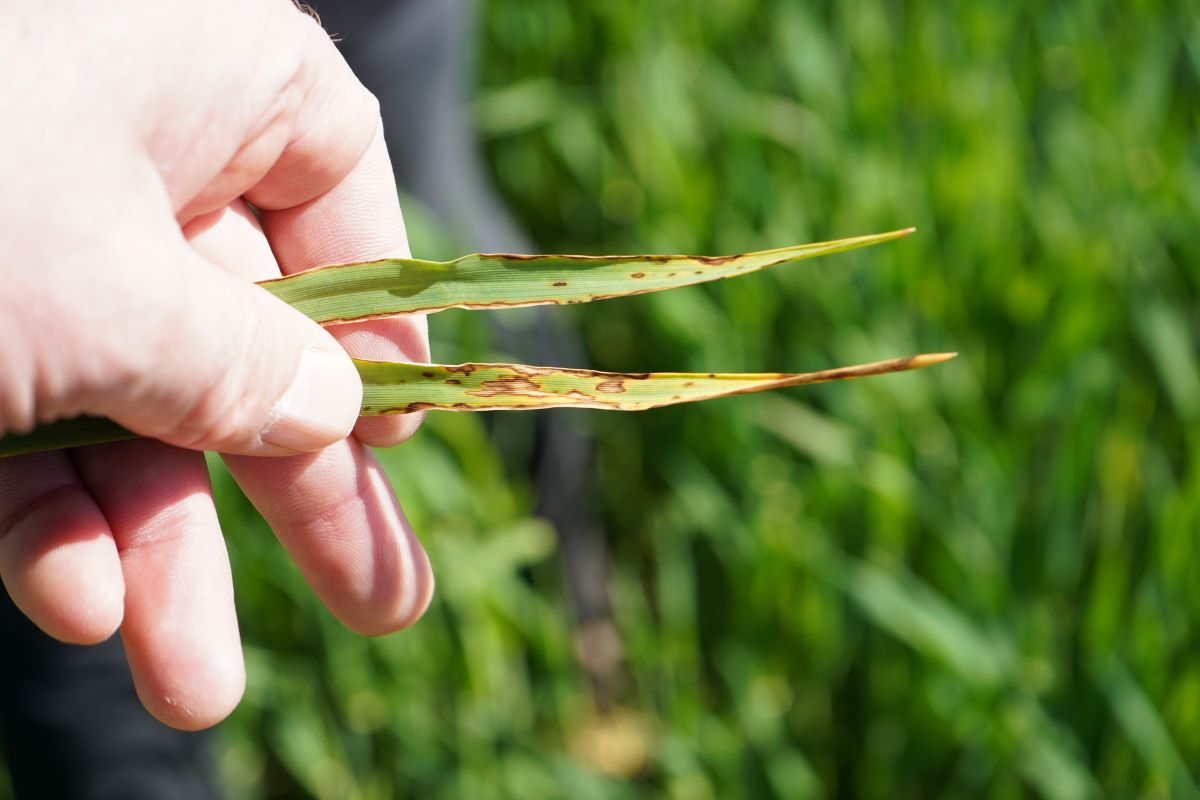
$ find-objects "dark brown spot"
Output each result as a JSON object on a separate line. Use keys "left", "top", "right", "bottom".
{"left": 553, "top": 281, "right": 568, "bottom": 287}
{"left": 630, "top": 272, "right": 646, "bottom": 279}
{"left": 421, "top": 371, "right": 436, "bottom": 378}
{"left": 446, "top": 379, "right": 462, "bottom": 385}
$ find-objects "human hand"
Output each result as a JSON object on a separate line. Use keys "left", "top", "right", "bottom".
{"left": 0, "top": 0, "right": 433, "bottom": 728}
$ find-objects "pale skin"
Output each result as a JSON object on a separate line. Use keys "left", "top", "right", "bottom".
{"left": 0, "top": 0, "right": 435, "bottom": 728}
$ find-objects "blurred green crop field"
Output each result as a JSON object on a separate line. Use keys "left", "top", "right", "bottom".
{"left": 212, "top": 2, "right": 1200, "bottom": 798}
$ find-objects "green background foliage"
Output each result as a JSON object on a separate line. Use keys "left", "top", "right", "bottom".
{"left": 214, "top": 2, "right": 1200, "bottom": 797}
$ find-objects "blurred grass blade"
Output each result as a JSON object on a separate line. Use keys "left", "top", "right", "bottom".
{"left": 1091, "top": 655, "right": 1200, "bottom": 800}
{"left": 0, "top": 353, "right": 955, "bottom": 457}
{"left": 357, "top": 352, "right": 955, "bottom": 414}
{"left": 262, "top": 228, "right": 914, "bottom": 324}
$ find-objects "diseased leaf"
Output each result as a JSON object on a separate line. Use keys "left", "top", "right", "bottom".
{"left": 0, "top": 229, "right": 955, "bottom": 458}
{"left": 357, "top": 353, "right": 957, "bottom": 414}
{"left": 0, "top": 353, "right": 954, "bottom": 457}
{"left": 261, "top": 229, "right": 914, "bottom": 324}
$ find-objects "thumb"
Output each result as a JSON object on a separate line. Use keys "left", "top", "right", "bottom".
{"left": 78, "top": 240, "right": 362, "bottom": 456}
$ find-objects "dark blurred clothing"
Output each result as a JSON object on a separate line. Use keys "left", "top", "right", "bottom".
{"left": 0, "top": 596, "right": 219, "bottom": 800}
{"left": 318, "top": 0, "right": 529, "bottom": 251}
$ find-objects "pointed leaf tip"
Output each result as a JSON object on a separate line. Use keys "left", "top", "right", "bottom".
{"left": 910, "top": 352, "right": 957, "bottom": 369}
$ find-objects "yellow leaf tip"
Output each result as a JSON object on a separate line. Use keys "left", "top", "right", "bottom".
{"left": 910, "top": 352, "right": 958, "bottom": 369}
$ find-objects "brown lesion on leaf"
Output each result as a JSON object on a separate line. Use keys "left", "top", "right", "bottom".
{"left": 695, "top": 254, "right": 741, "bottom": 266}
{"left": 446, "top": 364, "right": 479, "bottom": 375}
{"left": 630, "top": 272, "right": 646, "bottom": 279}
{"left": 469, "top": 375, "right": 545, "bottom": 398}
{"left": 593, "top": 371, "right": 648, "bottom": 391}
{"left": 553, "top": 281, "right": 568, "bottom": 287}
{"left": 421, "top": 371, "right": 436, "bottom": 378}
{"left": 480, "top": 252, "right": 541, "bottom": 260}
{"left": 478, "top": 252, "right": 618, "bottom": 262}
{"left": 377, "top": 401, "right": 442, "bottom": 414}
{"left": 445, "top": 378, "right": 462, "bottom": 385}
{"left": 506, "top": 363, "right": 564, "bottom": 379}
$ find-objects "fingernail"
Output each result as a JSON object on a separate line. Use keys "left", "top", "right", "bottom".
{"left": 262, "top": 347, "right": 362, "bottom": 451}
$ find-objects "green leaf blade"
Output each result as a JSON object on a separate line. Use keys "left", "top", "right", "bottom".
{"left": 261, "top": 228, "right": 914, "bottom": 325}
{"left": 0, "top": 353, "right": 954, "bottom": 457}
{"left": 357, "top": 353, "right": 955, "bottom": 414}
{"left": 0, "top": 416, "right": 136, "bottom": 458}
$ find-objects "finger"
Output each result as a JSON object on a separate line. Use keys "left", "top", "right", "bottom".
{"left": 259, "top": 127, "right": 430, "bottom": 447}
{"left": 188, "top": 204, "right": 434, "bottom": 635}
{"left": 223, "top": 440, "right": 434, "bottom": 635}
{"left": 176, "top": 4, "right": 380, "bottom": 221}
{"left": 48, "top": 222, "right": 362, "bottom": 457}
{"left": 0, "top": 452, "right": 124, "bottom": 644}
{"left": 72, "top": 440, "right": 244, "bottom": 730}
{"left": 239, "top": 10, "right": 381, "bottom": 214}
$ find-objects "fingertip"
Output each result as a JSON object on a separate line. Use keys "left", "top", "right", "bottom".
{"left": 0, "top": 488, "right": 125, "bottom": 645}
{"left": 131, "top": 648, "right": 246, "bottom": 731}
{"left": 331, "top": 454, "right": 435, "bottom": 636}
{"left": 261, "top": 345, "right": 363, "bottom": 452}
{"left": 223, "top": 440, "right": 435, "bottom": 638}
{"left": 35, "top": 577, "right": 125, "bottom": 646}
{"left": 338, "top": 548, "right": 434, "bottom": 637}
